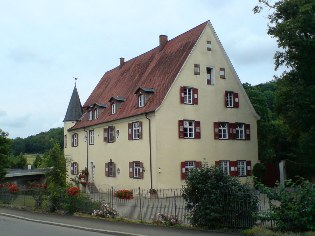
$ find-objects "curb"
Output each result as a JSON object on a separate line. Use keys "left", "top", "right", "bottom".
{"left": 0, "top": 212, "right": 147, "bottom": 236}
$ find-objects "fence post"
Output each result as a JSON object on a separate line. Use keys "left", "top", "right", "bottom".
{"left": 139, "top": 187, "right": 143, "bottom": 223}
{"left": 111, "top": 187, "right": 114, "bottom": 209}
{"left": 174, "top": 190, "right": 177, "bottom": 221}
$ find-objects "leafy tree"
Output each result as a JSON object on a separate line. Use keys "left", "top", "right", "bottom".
{"left": 0, "top": 129, "right": 11, "bottom": 180}
{"left": 254, "top": 0, "right": 315, "bottom": 179}
{"left": 8, "top": 154, "right": 27, "bottom": 169}
{"left": 182, "top": 165, "right": 258, "bottom": 229}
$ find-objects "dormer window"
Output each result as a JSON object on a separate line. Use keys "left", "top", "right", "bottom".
{"left": 135, "top": 87, "right": 154, "bottom": 108}
{"left": 86, "top": 103, "right": 106, "bottom": 120}
{"left": 109, "top": 96, "right": 126, "bottom": 115}
{"left": 88, "top": 111, "right": 93, "bottom": 120}
{"left": 111, "top": 103, "right": 117, "bottom": 114}
{"left": 94, "top": 108, "right": 99, "bottom": 119}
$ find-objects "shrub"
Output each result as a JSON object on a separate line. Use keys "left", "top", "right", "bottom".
{"left": 115, "top": 189, "right": 133, "bottom": 200}
{"left": 8, "top": 183, "right": 19, "bottom": 194}
{"left": 92, "top": 202, "right": 118, "bottom": 218}
{"left": 258, "top": 178, "right": 315, "bottom": 232}
{"left": 182, "top": 165, "right": 258, "bottom": 229}
{"left": 153, "top": 213, "right": 180, "bottom": 226}
{"left": 66, "top": 186, "right": 80, "bottom": 196}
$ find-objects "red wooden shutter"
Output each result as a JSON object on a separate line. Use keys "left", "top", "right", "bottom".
{"left": 224, "top": 91, "right": 228, "bottom": 107}
{"left": 104, "top": 128, "right": 108, "bottom": 143}
{"left": 220, "top": 68, "right": 225, "bottom": 79}
{"left": 245, "top": 124, "right": 251, "bottom": 140}
{"left": 180, "top": 87, "right": 185, "bottom": 104}
{"left": 112, "top": 127, "right": 116, "bottom": 142}
{"left": 105, "top": 162, "right": 109, "bottom": 177}
{"left": 181, "top": 162, "right": 186, "bottom": 180}
{"left": 128, "top": 123, "right": 133, "bottom": 140}
{"left": 215, "top": 161, "right": 220, "bottom": 167}
{"left": 234, "top": 93, "right": 239, "bottom": 108}
{"left": 195, "top": 121, "right": 201, "bottom": 139}
{"left": 230, "top": 161, "right": 238, "bottom": 176}
{"left": 139, "top": 121, "right": 143, "bottom": 139}
{"left": 70, "top": 163, "right": 74, "bottom": 175}
{"left": 195, "top": 161, "right": 202, "bottom": 169}
{"left": 213, "top": 122, "right": 220, "bottom": 139}
{"left": 246, "top": 161, "right": 252, "bottom": 176}
{"left": 193, "top": 88, "right": 198, "bottom": 105}
{"left": 139, "top": 162, "right": 144, "bottom": 179}
{"left": 129, "top": 162, "right": 133, "bottom": 178}
{"left": 229, "top": 123, "right": 235, "bottom": 140}
{"left": 178, "top": 120, "right": 184, "bottom": 139}
{"left": 113, "top": 163, "right": 116, "bottom": 177}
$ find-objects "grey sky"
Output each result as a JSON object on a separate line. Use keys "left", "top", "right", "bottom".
{"left": 0, "top": 0, "right": 279, "bottom": 138}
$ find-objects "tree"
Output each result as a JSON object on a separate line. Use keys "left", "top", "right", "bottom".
{"left": 8, "top": 154, "right": 27, "bottom": 169}
{"left": 0, "top": 129, "right": 11, "bottom": 180}
{"left": 254, "top": 0, "right": 315, "bottom": 179}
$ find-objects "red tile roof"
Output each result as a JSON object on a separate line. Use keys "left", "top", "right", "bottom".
{"left": 71, "top": 21, "right": 208, "bottom": 130}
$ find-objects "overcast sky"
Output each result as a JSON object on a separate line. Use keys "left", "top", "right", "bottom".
{"left": 0, "top": 0, "right": 280, "bottom": 139}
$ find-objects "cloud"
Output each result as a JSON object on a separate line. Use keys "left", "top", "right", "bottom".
{"left": 7, "top": 48, "right": 53, "bottom": 65}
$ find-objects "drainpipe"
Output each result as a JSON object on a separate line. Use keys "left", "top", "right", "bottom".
{"left": 84, "top": 128, "right": 89, "bottom": 192}
{"left": 145, "top": 113, "right": 153, "bottom": 190}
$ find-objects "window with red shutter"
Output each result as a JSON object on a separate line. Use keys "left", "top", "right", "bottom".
{"left": 181, "top": 162, "right": 186, "bottom": 180}
{"left": 245, "top": 124, "right": 251, "bottom": 140}
{"left": 179, "top": 87, "right": 185, "bottom": 104}
{"left": 193, "top": 88, "right": 198, "bottom": 105}
{"left": 213, "top": 122, "right": 220, "bottom": 139}
{"left": 128, "top": 123, "right": 133, "bottom": 140}
{"left": 229, "top": 161, "right": 238, "bottom": 176}
{"left": 138, "top": 122, "right": 143, "bottom": 139}
{"left": 195, "top": 121, "right": 201, "bottom": 139}
{"left": 229, "top": 123, "right": 235, "bottom": 140}
{"left": 105, "top": 162, "right": 109, "bottom": 177}
{"left": 104, "top": 128, "right": 108, "bottom": 143}
{"left": 234, "top": 93, "right": 239, "bottom": 108}
{"left": 246, "top": 161, "right": 252, "bottom": 176}
{"left": 129, "top": 162, "right": 133, "bottom": 178}
{"left": 178, "top": 120, "right": 184, "bottom": 139}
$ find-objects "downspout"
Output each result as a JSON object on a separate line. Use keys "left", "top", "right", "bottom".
{"left": 84, "top": 128, "right": 89, "bottom": 192}
{"left": 145, "top": 113, "right": 153, "bottom": 190}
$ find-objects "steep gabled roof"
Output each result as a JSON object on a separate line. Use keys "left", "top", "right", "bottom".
{"left": 64, "top": 85, "right": 83, "bottom": 122}
{"left": 71, "top": 21, "right": 208, "bottom": 130}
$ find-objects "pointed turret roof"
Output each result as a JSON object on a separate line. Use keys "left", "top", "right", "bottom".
{"left": 64, "top": 85, "right": 83, "bottom": 122}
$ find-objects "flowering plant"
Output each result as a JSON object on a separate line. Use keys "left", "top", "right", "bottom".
{"left": 67, "top": 186, "right": 80, "bottom": 196}
{"left": 92, "top": 202, "right": 119, "bottom": 218}
{"left": 8, "top": 184, "right": 19, "bottom": 194}
{"left": 114, "top": 189, "right": 133, "bottom": 200}
{"left": 153, "top": 213, "right": 180, "bottom": 226}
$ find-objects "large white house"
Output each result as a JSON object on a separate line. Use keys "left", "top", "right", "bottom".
{"left": 64, "top": 21, "right": 259, "bottom": 191}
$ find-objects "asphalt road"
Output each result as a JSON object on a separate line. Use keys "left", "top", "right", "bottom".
{"left": 0, "top": 214, "right": 113, "bottom": 236}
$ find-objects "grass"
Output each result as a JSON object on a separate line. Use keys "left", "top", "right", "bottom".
{"left": 242, "top": 226, "right": 315, "bottom": 236}
{"left": 24, "top": 154, "right": 41, "bottom": 165}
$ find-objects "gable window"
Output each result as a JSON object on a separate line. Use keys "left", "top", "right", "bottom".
{"left": 206, "top": 67, "right": 215, "bottom": 85}
{"left": 236, "top": 123, "right": 245, "bottom": 140}
{"left": 138, "top": 94, "right": 145, "bottom": 108}
{"left": 180, "top": 87, "right": 198, "bottom": 105}
{"left": 194, "top": 64, "right": 200, "bottom": 75}
{"left": 71, "top": 162, "right": 79, "bottom": 175}
{"left": 225, "top": 91, "right": 239, "bottom": 108}
{"left": 105, "top": 161, "right": 116, "bottom": 177}
{"left": 104, "top": 126, "right": 116, "bottom": 143}
{"left": 111, "top": 103, "right": 117, "bottom": 114}
{"left": 206, "top": 41, "right": 212, "bottom": 51}
{"left": 89, "top": 130, "right": 94, "bottom": 145}
{"left": 220, "top": 68, "right": 226, "bottom": 79}
{"left": 178, "top": 120, "right": 201, "bottom": 139}
{"left": 129, "top": 161, "right": 143, "bottom": 179}
{"left": 181, "top": 161, "right": 202, "bottom": 179}
{"left": 71, "top": 133, "right": 78, "bottom": 147}
{"left": 128, "top": 121, "right": 142, "bottom": 140}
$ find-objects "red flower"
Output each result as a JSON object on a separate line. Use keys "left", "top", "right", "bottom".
{"left": 8, "top": 184, "right": 19, "bottom": 194}
{"left": 67, "top": 186, "right": 80, "bottom": 196}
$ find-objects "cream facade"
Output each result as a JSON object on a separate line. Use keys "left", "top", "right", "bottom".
{"left": 64, "top": 21, "right": 259, "bottom": 191}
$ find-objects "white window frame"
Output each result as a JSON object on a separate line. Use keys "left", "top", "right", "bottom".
{"left": 72, "top": 133, "right": 78, "bottom": 147}
{"left": 206, "top": 67, "right": 215, "bottom": 85}
{"left": 221, "top": 160, "right": 230, "bottom": 175}
{"left": 184, "top": 87, "right": 193, "bottom": 104}
{"left": 220, "top": 68, "right": 225, "bottom": 78}
{"left": 108, "top": 126, "right": 115, "bottom": 143}
{"left": 72, "top": 162, "right": 78, "bottom": 175}
{"left": 237, "top": 160, "right": 246, "bottom": 177}
{"left": 185, "top": 161, "right": 195, "bottom": 173}
{"left": 138, "top": 94, "right": 145, "bottom": 107}
{"left": 226, "top": 92, "right": 234, "bottom": 108}
{"left": 94, "top": 108, "right": 99, "bottom": 119}
{"left": 108, "top": 162, "right": 115, "bottom": 177}
{"left": 236, "top": 123, "right": 245, "bottom": 140}
{"left": 194, "top": 64, "right": 200, "bottom": 75}
{"left": 111, "top": 103, "right": 116, "bottom": 114}
{"left": 207, "top": 41, "right": 212, "bottom": 51}
{"left": 133, "top": 122, "right": 140, "bottom": 140}
{"left": 219, "top": 123, "right": 228, "bottom": 140}
{"left": 184, "top": 120, "right": 195, "bottom": 139}
{"left": 133, "top": 162, "right": 141, "bottom": 178}
{"left": 88, "top": 110, "right": 93, "bottom": 120}
{"left": 89, "top": 130, "right": 94, "bottom": 145}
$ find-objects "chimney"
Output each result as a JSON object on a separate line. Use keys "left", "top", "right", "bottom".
{"left": 119, "top": 57, "right": 125, "bottom": 68}
{"left": 159, "top": 35, "right": 168, "bottom": 50}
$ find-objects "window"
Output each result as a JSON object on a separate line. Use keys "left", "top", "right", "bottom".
{"left": 206, "top": 41, "right": 212, "bottom": 51}
{"left": 225, "top": 91, "right": 239, "bottom": 108}
{"left": 194, "top": 64, "right": 200, "bottom": 75}
{"left": 128, "top": 121, "right": 142, "bottom": 140}
{"left": 219, "top": 123, "right": 228, "bottom": 139}
{"left": 236, "top": 123, "right": 245, "bottom": 140}
{"left": 71, "top": 133, "right": 78, "bottom": 147}
{"left": 220, "top": 160, "right": 230, "bottom": 175}
{"left": 88, "top": 111, "right": 93, "bottom": 120}
{"left": 94, "top": 108, "right": 99, "bottom": 119}
{"left": 71, "top": 162, "right": 78, "bottom": 175}
{"left": 89, "top": 130, "right": 94, "bottom": 145}
{"left": 129, "top": 161, "right": 143, "bottom": 179}
{"left": 178, "top": 120, "right": 201, "bottom": 139}
{"left": 180, "top": 87, "right": 198, "bottom": 105}
{"left": 181, "top": 161, "right": 202, "bottom": 179}
{"left": 237, "top": 160, "right": 246, "bottom": 177}
{"left": 111, "top": 103, "right": 117, "bottom": 114}
{"left": 64, "top": 135, "right": 67, "bottom": 148}
{"left": 206, "top": 67, "right": 215, "bottom": 85}
{"left": 105, "top": 161, "right": 116, "bottom": 177}
{"left": 220, "top": 68, "right": 225, "bottom": 79}
{"left": 104, "top": 126, "right": 116, "bottom": 143}
{"left": 138, "top": 94, "right": 145, "bottom": 108}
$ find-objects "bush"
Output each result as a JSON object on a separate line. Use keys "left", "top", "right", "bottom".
{"left": 115, "top": 189, "right": 133, "bottom": 200}
{"left": 153, "top": 213, "right": 180, "bottom": 226}
{"left": 92, "top": 202, "right": 118, "bottom": 218}
{"left": 258, "top": 178, "right": 315, "bottom": 232}
{"left": 182, "top": 165, "right": 258, "bottom": 229}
